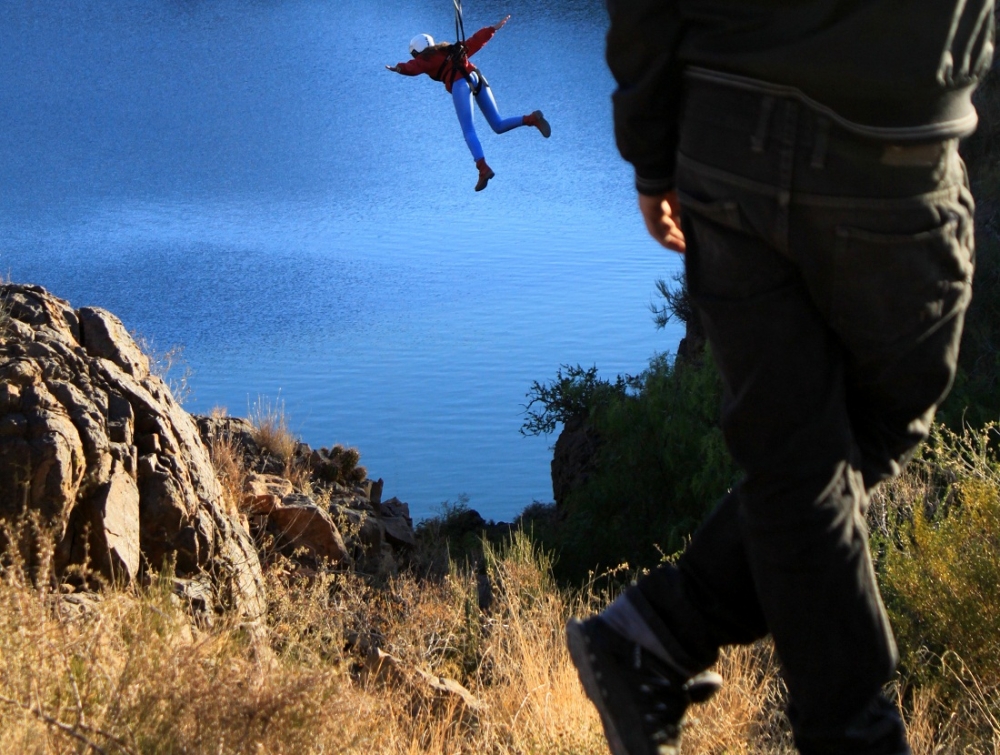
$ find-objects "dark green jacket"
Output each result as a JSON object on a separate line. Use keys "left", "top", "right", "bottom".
{"left": 606, "top": 0, "right": 996, "bottom": 194}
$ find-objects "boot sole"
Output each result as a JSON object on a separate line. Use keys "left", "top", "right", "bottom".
{"left": 567, "top": 619, "right": 659, "bottom": 755}
{"left": 532, "top": 110, "right": 551, "bottom": 138}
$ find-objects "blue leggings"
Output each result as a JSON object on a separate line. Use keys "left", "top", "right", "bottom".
{"left": 451, "top": 72, "right": 524, "bottom": 162}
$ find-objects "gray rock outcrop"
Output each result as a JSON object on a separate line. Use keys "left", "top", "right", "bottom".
{"left": 195, "top": 415, "right": 418, "bottom": 574}
{"left": 0, "top": 284, "right": 265, "bottom": 618}
{"left": 550, "top": 415, "right": 600, "bottom": 509}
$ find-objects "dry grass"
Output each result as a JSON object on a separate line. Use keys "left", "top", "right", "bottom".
{"left": 3, "top": 417, "right": 998, "bottom": 753}
{"left": 207, "top": 428, "right": 250, "bottom": 519}
{"left": 0, "top": 522, "right": 997, "bottom": 753}
{"left": 246, "top": 395, "right": 313, "bottom": 490}
{"left": 0, "top": 532, "right": 608, "bottom": 755}
{"left": 133, "top": 335, "right": 193, "bottom": 405}
{"left": 683, "top": 643, "right": 793, "bottom": 754}
{"left": 249, "top": 394, "right": 297, "bottom": 464}
{"left": 0, "top": 283, "right": 12, "bottom": 342}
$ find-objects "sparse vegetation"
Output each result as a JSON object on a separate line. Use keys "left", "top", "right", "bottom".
{"left": 0, "top": 285, "right": 11, "bottom": 342}
{"left": 0, "top": 505, "right": 800, "bottom": 755}
{"left": 133, "top": 334, "right": 194, "bottom": 405}
{"left": 313, "top": 444, "right": 368, "bottom": 487}
{"left": 1, "top": 399, "right": 1000, "bottom": 752}
{"left": 876, "top": 425, "right": 1000, "bottom": 750}
{"left": 245, "top": 395, "right": 317, "bottom": 490}
{"left": 249, "top": 394, "right": 298, "bottom": 463}
{"left": 205, "top": 417, "right": 250, "bottom": 518}
{"left": 522, "top": 352, "right": 737, "bottom": 579}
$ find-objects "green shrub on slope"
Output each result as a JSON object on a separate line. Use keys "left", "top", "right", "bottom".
{"left": 878, "top": 426, "right": 1000, "bottom": 744}
{"left": 523, "top": 353, "right": 738, "bottom": 580}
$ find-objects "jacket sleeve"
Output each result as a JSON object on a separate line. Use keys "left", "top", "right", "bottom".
{"left": 393, "top": 58, "right": 430, "bottom": 76}
{"left": 464, "top": 27, "right": 496, "bottom": 57}
{"left": 606, "top": 0, "right": 685, "bottom": 194}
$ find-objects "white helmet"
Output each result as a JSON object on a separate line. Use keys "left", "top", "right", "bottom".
{"left": 409, "top": 34, "right": 434, "bottom": 55}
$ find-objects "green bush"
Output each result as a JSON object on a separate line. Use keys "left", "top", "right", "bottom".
{"left": 877, "top": 425, "right": 1000, "bottom": 726}
{"left": 522, "top": 352, "right": 738, "bottom": 581}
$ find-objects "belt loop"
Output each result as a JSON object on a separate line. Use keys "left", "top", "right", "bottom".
{"left": 810, "top": 117, "right": 830, "bottom": 169}
{"left": 751, "top": 96, "right": 776, "bottom": 153}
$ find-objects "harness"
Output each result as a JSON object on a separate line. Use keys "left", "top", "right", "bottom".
{"left": 434, "top": 45, "right": 487, "bottom": 95}
{"left": 433, "top": 0, "right": 488, "bottom": 95}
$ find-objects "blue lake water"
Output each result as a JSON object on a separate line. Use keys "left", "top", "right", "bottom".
{"left": 0, "top": 0, "right": 683, "bottom": 522}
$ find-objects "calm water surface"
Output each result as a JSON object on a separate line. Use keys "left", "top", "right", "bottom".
{"left": 0, "top": 0, "right": 683, "bottom": 521}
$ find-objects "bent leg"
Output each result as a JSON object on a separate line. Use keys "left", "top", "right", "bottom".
{"left": 474, "top": 79, "right": 524, "bottom": 134}
{"left": 678, "top": 191, "right": 905, "bottom": 753}
{"left": 635, "top": 486, "right": 768, "bottom": 672}
{"left": 452, "top": 79, "right": 484, "bottom": 161}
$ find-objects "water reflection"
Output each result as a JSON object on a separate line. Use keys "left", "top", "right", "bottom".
{"left": 0, "top": 0, "right": 682, "bottom": 521}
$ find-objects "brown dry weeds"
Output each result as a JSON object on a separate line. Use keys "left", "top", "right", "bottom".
{"left": 2, "top": 416, "right": 997, "bottom": 753}
{"left": 0, "top": 536, "right": 993, "bottom": 754}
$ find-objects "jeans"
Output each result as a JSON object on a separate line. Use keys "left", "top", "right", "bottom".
{"left": 634, "top": 75, "right": 975, "bottom": 753}
{"left": 452, "top": 72, "right": 524, "bottom": 161}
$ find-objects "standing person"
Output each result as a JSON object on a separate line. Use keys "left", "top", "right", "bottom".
{"left": 567, "top": 2, "right": 993, "bottom": 754}
{"left": 386, "top": 14, "right": 551, "bottom": 192}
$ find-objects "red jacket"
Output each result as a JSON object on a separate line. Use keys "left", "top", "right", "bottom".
{"left": 393, "top": 27, "right": 495, "bottom": 93}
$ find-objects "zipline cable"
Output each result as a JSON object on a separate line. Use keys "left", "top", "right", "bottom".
{"left": 453, "top": 0, "right": 466, "bottom": 45}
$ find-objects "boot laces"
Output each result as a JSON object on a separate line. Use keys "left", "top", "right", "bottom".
{"left": 630, "top": 644, "right": 687, "bottom": 743}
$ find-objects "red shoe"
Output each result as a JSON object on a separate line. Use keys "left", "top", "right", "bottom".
{"left": 475, "top": 158, "right": 495, "bottom": 192}
{"left": 524, "top": 110, "right": 551, "bottom": 138}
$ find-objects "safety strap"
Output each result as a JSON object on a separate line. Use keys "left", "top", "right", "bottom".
{"left": 436, "top": 0, "right": 479, "bottom": 90}
{"left": 435, "top": 43, "right": 468, "bottom": 82}
{"left": 468, "top": 67, "right": 487, "bottom": 95}
{"left": 453, "top": 0, "right": 466, "bottom": 45}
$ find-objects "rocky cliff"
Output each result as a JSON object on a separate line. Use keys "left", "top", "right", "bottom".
{"left": 0, "top": 283, "right": 416, "bottom": 617}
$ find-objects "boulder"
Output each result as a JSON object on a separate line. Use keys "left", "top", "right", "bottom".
{"left": 380, "top": 496, "right": 412, "bottom": 524}
{"left": 90, "top": 460, "right": 141, "bottom": 581}
{"left": 268, "top": 499, "right": 351, "bottom": 566}
{"left": 550, "top": 415, "right": 600, "bottom": 509}
{"left": 369, "top": 477, "right": 384, "bottom": 507}
{"left": 195, "top": 415, "right": 258, "bottom": 456}
{"left": 375, "top": 497, "right": 415, "bottom": 550}
{"left": 382, "top": 515, "right": 416, "bottom": 550}
{"left": 242, "top": 473, "right": 293, "bottom": 515}
{"left": 0, "top": 284, "right": 265, "bottom": 618}
{"left": 77, "top": 307, "right": 150, "bottom": 378}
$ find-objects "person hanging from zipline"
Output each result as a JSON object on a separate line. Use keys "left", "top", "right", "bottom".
{"left": 386, "top": 14, "right": 550, "bottom": 192}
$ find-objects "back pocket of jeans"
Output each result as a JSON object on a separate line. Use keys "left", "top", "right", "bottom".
{"left": 678, "top": 193, "right": 743, "bottom": 232}
{"left": 830, "top": 216, "right": 971, "bottom": 346}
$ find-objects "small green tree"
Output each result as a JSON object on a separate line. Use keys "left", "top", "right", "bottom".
{"left": 522, "top": 353, "right": 737, "bottom": 580}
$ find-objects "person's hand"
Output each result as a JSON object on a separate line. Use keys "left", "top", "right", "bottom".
{"left": 493, "top": 15, "right": 510, "bottom": 30}
{"left": 639, "top": 190, "right": 686, "bottom": 252}
{"left": 385, "top": 64, "right": 399, "bottom": 72}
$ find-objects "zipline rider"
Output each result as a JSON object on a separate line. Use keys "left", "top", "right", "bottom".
{"left": 387, "top": 14, "right": 550, "bottom": 192}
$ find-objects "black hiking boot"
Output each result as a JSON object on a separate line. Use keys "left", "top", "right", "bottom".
{"left": 566, "top": 616, "right": 722, "bottom": 755}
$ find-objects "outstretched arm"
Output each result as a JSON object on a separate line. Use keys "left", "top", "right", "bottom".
{"left": 386, "top": 59, "right": 425, "bottom": 75}
{"left": 465, "top": 25, "right": 498, "bottom": 56}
